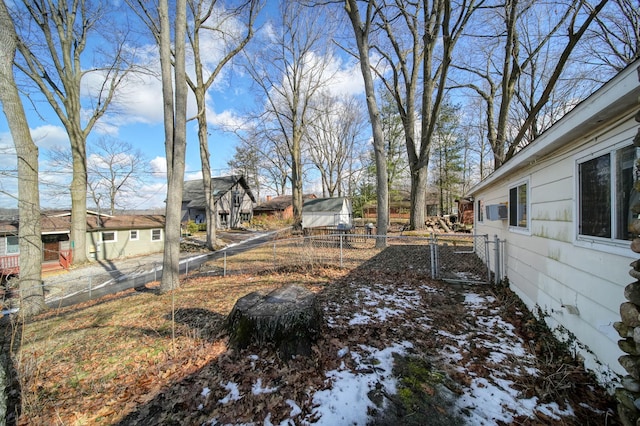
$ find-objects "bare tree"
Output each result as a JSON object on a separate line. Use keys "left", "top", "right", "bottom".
{"left": 453, "top": 0, "right": 609, "bottom": 168}
{"left": 0, "top": 0, "right": 46, "bottom": 316}
{"left": 379, "top": 90, "right": 410, "bottom": 196}
{"left": 305, "top": 93, "right": 368, "bottom": 197}
{"left": 45, "top": 137, "right": 151, "bottom": 215}
{"left": 344, "top": 0, "right": 389, "bottom": 243}
{"left": 11, "top": 0, "right": 135, "bottom": 265}
{"left": 368, "top": 0, "right": 482, "bottom": 229}
{"left": 127, "top": 0, "right": 188, "bottom": 292}
{"left": 244, "top": 1, "right": 333, "bottom": 230}
{"left": 186, "top": 0, "right": 259, "bottom": 249}
{"left": 227, "top": 137, "right": 262, "bottom": 201}
{"left": 585, "top": 0, "right": 640, "bottom": 72}
{"left": 230, "top": 128, "right": 291, "bottom": 197}
{"left": 86, "top": 138, "right": 151, "bottom": 215}
{"left": 159, "top": 0, "right": 188, "bottom": 292}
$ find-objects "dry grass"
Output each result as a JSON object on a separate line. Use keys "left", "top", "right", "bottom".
{"left": 11, "top": 265, "right": 349, "bottom": 425}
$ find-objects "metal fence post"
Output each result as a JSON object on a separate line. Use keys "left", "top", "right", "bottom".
{"left": 223, "top": 251, "right": 227, "bottom": 277}
{"left": 494, "top": 235, "right": 500, "bottom": 285}
{"left": 185, "top": 259, "right": 189, "bottom": 276}
{"left": 340, "top": 234, "right": 344, "bottom": 268}
{"left": 430, "top": 233, "right": 437, "bottom": 279}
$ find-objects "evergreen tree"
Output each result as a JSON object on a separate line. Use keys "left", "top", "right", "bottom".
{"left": 431, "top": 102, "right": 465, "bottom": 216}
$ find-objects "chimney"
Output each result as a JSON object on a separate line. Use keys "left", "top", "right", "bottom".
{"left": 266, "top": 195, "right": 272, "bottom": 202}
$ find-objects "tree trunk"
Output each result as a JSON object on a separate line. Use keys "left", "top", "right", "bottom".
{"left": 70, "top": 132, "right": 88, "bottom": 265}
{"left": 226, "top": 285, "right": 321, "bottom": 359}
{"left": 195, "top": 90, "right": 216, "bottom": 250}
{"left": 291, "top": 135, "right": 303, "bottom": 231}
{"left": 345, "top": 0, "right": 388, "bottom": 246}
{"left": 409, "top": 167, "right": 428, "bottom": 229}
{"left": 159, "top": 0, "right": 188, "bottom": 293}
{"left": 0, "top": 0, "right": 46, "bottom": 317}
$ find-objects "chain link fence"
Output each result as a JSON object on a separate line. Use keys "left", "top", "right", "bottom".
{"left": 201, "top": 233, "right": 500, "bottom": 285}
{"left": 2, "top": 232, "right": 505, "bottom": 313}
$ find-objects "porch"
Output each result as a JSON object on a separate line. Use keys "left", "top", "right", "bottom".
{"left": 0, "top": 249, "right": 73, "bottom": 277}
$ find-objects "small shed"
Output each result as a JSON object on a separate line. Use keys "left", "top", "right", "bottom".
{"left": 302, "top": 197, "right": 352, "bottom": 229}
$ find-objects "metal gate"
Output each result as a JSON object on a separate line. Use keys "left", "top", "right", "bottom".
{"left": 430, "top": 234, "right": 505, "bottom": 285}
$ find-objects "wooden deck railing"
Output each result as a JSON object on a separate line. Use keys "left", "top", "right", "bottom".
{"left": 59, "top": 249, "right": 73, "bottom": 269}
{"left": 0, "top": 255, "right": 20, "bottom": 276}
{"left": 0, "top": 249, "right": 73, "bottom": 276}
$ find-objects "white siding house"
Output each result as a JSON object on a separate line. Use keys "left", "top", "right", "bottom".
{"left": 302, "top": 197, "right": 352, "bottom": 229}
{"left": 468, "top": 61, "right": 640, "bottom": 386}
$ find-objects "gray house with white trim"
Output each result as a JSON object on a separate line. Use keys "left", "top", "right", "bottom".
{"left": 181, "top": 175, "right": 256, "bottom": 229}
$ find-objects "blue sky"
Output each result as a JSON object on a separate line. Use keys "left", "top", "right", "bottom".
{"left": 0, "top": 2, "right": 365, "bottom": 210}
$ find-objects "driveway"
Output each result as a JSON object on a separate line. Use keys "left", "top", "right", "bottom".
{"left": 41, "top": 229, "right": 280, "bottom": 307}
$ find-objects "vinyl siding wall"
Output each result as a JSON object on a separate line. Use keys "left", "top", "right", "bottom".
{"left": 473, "top": 116, "right": 637, "bottom": 383}
{"left": 86, "top": 228, "right": 164, "bottom": 261}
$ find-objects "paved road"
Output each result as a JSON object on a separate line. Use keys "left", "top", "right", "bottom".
{"left": 42, "top": 229, "right": 282, "bottom": 308}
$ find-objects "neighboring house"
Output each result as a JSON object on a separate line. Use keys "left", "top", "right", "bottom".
{"left": 0, "top": 211, "right": 166, "bottom": 275}
{"left": 0, "top": 214, "right": 72, "bottom": 275}
{"left": 468, "top": 60, "right": 640, "bottom": 384}
{"left": 302, "top": 197, "right": 352, "bottom": 229}
{"left": 253, "top": 194, "right": 317, "bottom": 219}
{"left": 84, "top": 214, "right": 165, "bottom": 261}
{"left": 181, "top": 175, "right": 256, "bottom": 229}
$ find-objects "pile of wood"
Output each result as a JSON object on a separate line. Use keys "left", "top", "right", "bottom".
{"left": 424, "top": 216, "right": 455, "bottom": 233}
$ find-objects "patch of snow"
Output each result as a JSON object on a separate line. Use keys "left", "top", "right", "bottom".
{"left": 286, "top": 399, "right": 302, "bottom": 417}
{"left": 201, "top": 387, "right": 211, "bottom": 397}
{"left": 373, "top": 307, "right": 404, "bottom": 321}
{"left": 456, "top": 376, "right": 530, "bottom": 424}
{"left": 251, "top": 378, "right": 278, "bottom": 395}
{"left": 305, "top": 341, "right": 412, "bottom": 425}
{"left": 537, "top": 401, "right": 575, "bottom": 420}
{"left": 349, "top": 312, "right": 373, "bottom": 325}
{"left": 337, "top": 347, "right": 349, "bottom": 358}
{"left": 218, "top": 381, "right": 242, "bottom": 404}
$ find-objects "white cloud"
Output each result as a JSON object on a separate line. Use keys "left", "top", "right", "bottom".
{"left": 120, "top": 181, "right": 167, "bottom": 210}
{"left": 185, "top": 171, "right": 203, "bottom": 181}
{"left": 325, "top": 58, "right": 365, "bottom": 97}
{"left": 30, "top": 125, "right": 70, "bottom": 149}
{"left": 207, "top": 109, "right": 246, "bottom": 131}
{"left": 150, "top": 156, "right": 167, "bottom": 177}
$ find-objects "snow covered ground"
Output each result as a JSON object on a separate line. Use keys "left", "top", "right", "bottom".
{"left": 202, "top": 275, "right": 611, "bottom": 425}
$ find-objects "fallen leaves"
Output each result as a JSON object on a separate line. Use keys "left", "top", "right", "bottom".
{"left": 4, "top": 245, "right": 619, "bottom": 425}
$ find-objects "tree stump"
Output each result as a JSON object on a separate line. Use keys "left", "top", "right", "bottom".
{"left": 225, "top": 285, "right": 321, "bottom": 359}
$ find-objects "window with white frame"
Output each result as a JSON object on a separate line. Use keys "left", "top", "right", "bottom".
{"left": 101, "top": 231, "right": 117, "bottom": 242}
{"left": 6, "top": 236, "right": 19, "bottom": 254}
{"left": 151, "top": 229, "right": 162, "bottom": 241}
{"left": 509, "top": 181, "right": 528, "bottom": 229}
{"left": 219, "top": 212, "right": 229, "bottom": 226}
{"left": 578, "top": 143, "right": 637, "bottom": 241}
{"left": 130, "top": 230, "right": 139, "bottom": 241}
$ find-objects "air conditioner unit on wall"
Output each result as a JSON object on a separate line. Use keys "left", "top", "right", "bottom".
{"left": 486, "top": 204, "right": 508, "bottom": 221}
